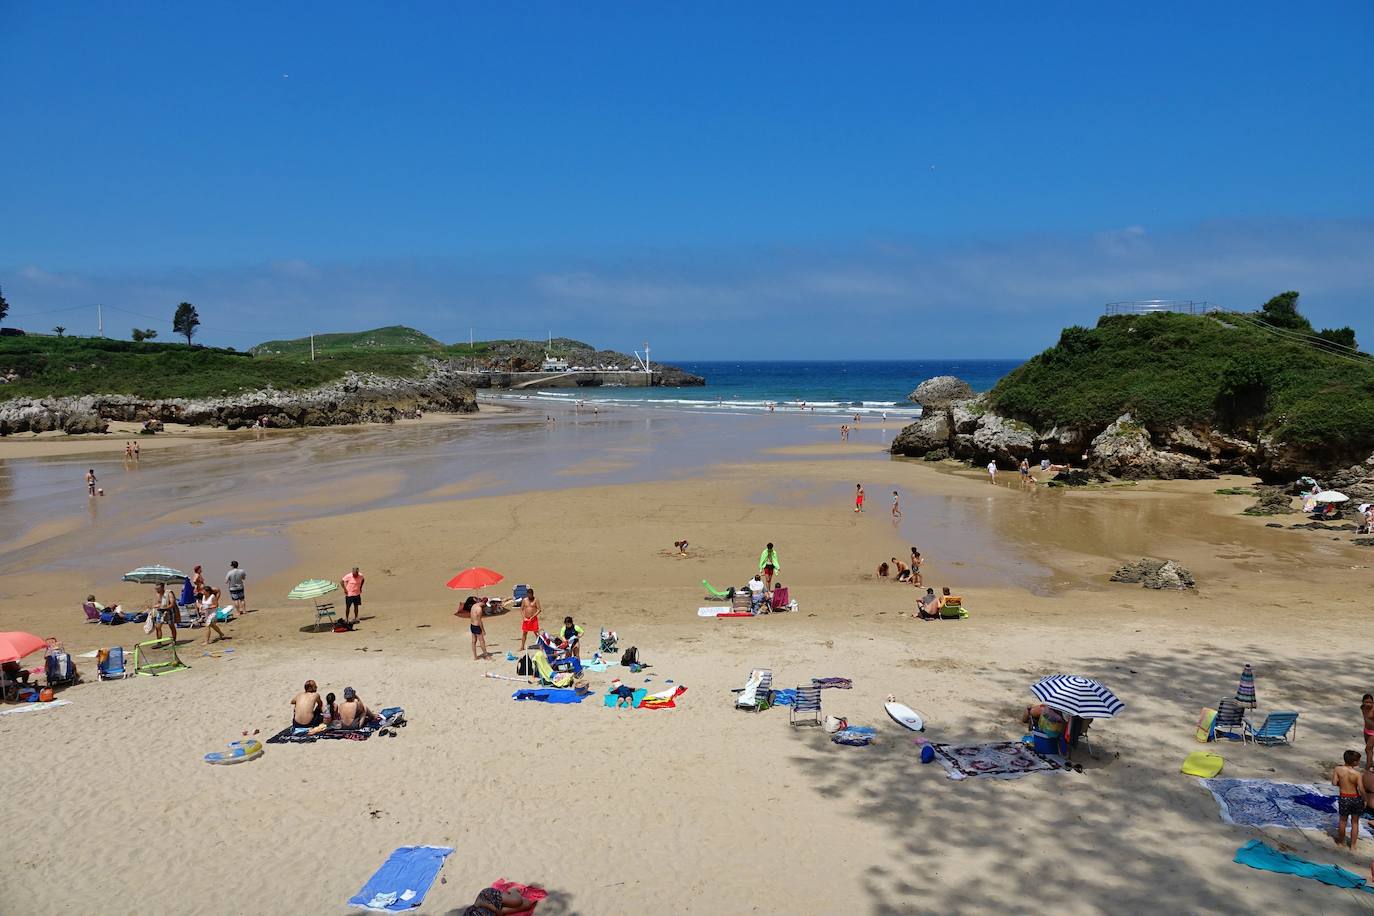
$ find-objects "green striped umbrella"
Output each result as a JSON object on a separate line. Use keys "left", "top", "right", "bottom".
{"left": 287, "top": 579, "right": 339, "bottom": 600}
{"left": 121, "top": 565, "right": 188, "bottom": 584}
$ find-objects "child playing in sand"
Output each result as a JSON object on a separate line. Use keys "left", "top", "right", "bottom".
{"left": 854, "top": 483, "right": 864, "bottom": 513}
{"left": 1361, "top": 694, "right": 1374, "bottom": 768}
{"left": 674, "top": 539, "right": 689, "bottom": 556}
{"left": 1333, "top": 750, "right": 1367, "bottom": 849}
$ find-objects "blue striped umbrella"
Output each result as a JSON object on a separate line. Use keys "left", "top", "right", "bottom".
{"left": 121, "top": 565, "right": 188, "bottom": 585}
{"left": 1030, "top": 675, "right": 1125, "bottom": 719}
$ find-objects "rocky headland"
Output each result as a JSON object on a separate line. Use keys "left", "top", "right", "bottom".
{"left": 0, "top": 361, "right": 477, "bottom": 434}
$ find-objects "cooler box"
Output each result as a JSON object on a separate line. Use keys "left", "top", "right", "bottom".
{"left": 1031, "top": 730, "right": 1060, "bottom": 755}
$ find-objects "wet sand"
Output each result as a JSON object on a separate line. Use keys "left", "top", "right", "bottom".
{"left": 3, "top": 401, "right": 1373, "bottom": 914}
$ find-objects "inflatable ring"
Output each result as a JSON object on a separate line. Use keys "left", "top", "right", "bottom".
{"left": 204, "top": 738, "right": 264, "bottom": 765}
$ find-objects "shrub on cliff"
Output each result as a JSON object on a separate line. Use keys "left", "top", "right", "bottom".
{"left": 985, "top": 303, "right": 1374, "bottom": 455}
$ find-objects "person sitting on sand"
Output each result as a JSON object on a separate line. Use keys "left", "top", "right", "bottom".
{"left": 876, "top": 561, "right": 889, "bottom": 578}
{"left": 322, "top": 691, "right": 338, "bottom": 726}
{"left": 460, "top": 885, "right": 539, "bottom": 915}
{"left": 2, "top": 659, "right": 33, "bottom": 695}
{"left": 747, "top": 574, "right": 767, "bottom": 613}
{"left": 890, "top": 558, "right": 910, "bottom": 582}
{"left": 87, "top": 594, "right": 127, "bottom": 623}
{"left": 291, "top": 680, "right": 324, "bottom": 728}
{"left": 914, "top": 588, "right": 941, "bottom": 620}
{"left": 335, "top": 686, "right": 372, "bottom": 730}
{"left": 518, "top": 588, "right": 542, "bottom": 651}
{"left": 1022, "top": 703, "right": 1067, "bottom": 737}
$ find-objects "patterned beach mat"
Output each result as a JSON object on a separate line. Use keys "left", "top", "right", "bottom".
{"left": 931, "top": 741, "right": 1064, "bottom": 780}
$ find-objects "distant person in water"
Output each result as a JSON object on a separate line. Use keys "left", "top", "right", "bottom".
{"left": 854, "top": 483, "right": 865, "bottom": 513}
{"left": 85, "top": 468, "right": 98, "bottom": 496}
{"left": 124, "top": 442, "right": 133, "bottom": 460}
{"left": 132, "top": 440, "right": 140, "bottom": 459}
{"left": 987, "top": 460, "right": 997, "bottom": 484}
{"left": 891, "top": 489, "right": 901, "bottom": 518}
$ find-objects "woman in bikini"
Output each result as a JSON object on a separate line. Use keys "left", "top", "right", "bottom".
{"left": 460, "top": 886, "right": 538, "bottom": 915}
{"left": 1362, "top": 694, "right": 1374, "bottom": 769}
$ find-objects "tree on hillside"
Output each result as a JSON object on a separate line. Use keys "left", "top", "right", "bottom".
{"left": 53, "top": 326, "right": 66, "bottom": 337}
{"left": 131, "top": 328, "right": 159, "bottom": 342}
{"left": 1255, "top": 290, "right": 1359, "bottom": 351}
{"left": 0, "top": 285, "right": 9, "bottom": 323}
{"left": 173, "top": 302, "right": 200, "bottom": 345}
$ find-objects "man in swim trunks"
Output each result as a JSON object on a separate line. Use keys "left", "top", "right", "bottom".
{"left": 854, "top": 483, "right": 864, "bottom": 513}
{"left": 291, "top": 680, "right": 323, "bottom": 728}
{"left": 1333, "top": 749, "right": 1367, "bottom": 849}
{"left": 152, "top": 582, "right": 178, "bottom": 642}
{"left": 461, "top": 885, "right": 537, "bottom": 915}
{"left": 518, "top": 587, "right": 541, "bottom": 651}
{"left": 224, "top": 560, "right": 247, "bottom": 617}
{"left": 459, "top": 596, "right": 490, "bottom": 660}
{"left": 85, "top": 468, "right": 97, "bottom": 496}
{"left": 758, "top": 542, "right": 780, "bottom": 590}
{"left": 341, "top": 566, "right": 364, "bottom": 623}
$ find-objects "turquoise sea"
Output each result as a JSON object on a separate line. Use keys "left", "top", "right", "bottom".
{"left": 500, "top": 359, "right": 1023, "bottom": 417}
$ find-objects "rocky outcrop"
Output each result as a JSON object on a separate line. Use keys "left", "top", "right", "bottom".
{"left": 908, "top": 375, "right": 973, "bottom": 408}
{"left": 1242, "top": 490, "right": 1293, "bottom": 516}
{"left": 888, "top": 374, "right": 1325, "bottom": 481}
{"left": 0, "top": 362, "right": 477, "bottom": 435}
{"left": 1109, "top": 558, "right": 1196, "bottom": 589}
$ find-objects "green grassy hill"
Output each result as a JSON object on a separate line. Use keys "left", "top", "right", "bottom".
{"left": 986, "top": 310, "right": 1374, "bottom": 451}
{"left": 251, "top": 325, "right": 444, "bottom": 358}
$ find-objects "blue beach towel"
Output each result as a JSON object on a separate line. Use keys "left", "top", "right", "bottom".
{"left": 348, "top": 845, "right": 454, "bottom": 912}
{"left": 1201, "top": 778, "right": 1337, "bottom": 830}
{"left": 1234, "top": 839, "right": 1374, "bottom": 893}
{"left": 512, "top": 688, "right": 589, "bottom": 704}
{"left": 771, "top": 688, "right": 798, "bottom": 706}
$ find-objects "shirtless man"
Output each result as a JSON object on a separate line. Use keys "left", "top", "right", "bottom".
{"left": 335, "top": 687, "right": 370, "bottom": 729}
{"left": 152, "top": 582, "right": 178, "bottom": 643}
{"left": 85, "top": 468, "right": 98, "bottom": 496}
{"left": 1333, "top": 749, "right": 1367, "bottom": 849}
{"left": 291, "top": 680, "right": 324, "bottom": 728}
{"left": 1362, "top": 694, "right": 1374, "bottom": 769}
{"left": 518, "top": 587, "right": 542, "bottom": 651}
{"left": 458, "top": 596, "right": 490, "bottom": 660}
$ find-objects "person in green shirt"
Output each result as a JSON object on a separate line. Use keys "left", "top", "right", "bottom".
{"left": 758, "top": 543, "right": 780, "bottom": 590}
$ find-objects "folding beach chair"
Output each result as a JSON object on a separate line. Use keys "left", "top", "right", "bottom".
{"left": 702, "top": 580, "right": 733, "bottom": 601}
{"left": 535, "top": 633, "right": 582, "bottom": 676}
{"left": 736, "top": 669, "right": 772, "bottom": 712}
{"left": 82, "top": 602, "right": 103, "bottom": 624}
{"left": 599, "top": 628, "right": 619, "bottom": 654}
{"left": 513, "top": 584, "right": 530, "bottom": 602}
{"left": 528, "top": 650, "right": 579, "bottom": 687}
{"left": 1213, "top": 699, "right": 1246, "bottom": 739}
{"left": 1243, "top": 711, "right": 1299, "bottom": 746}
{"left": 314, "top": 600, "right": 337, "bottom": 628}
{"left": 770, "top": 587, "right": 790, "bottom": 611}
{"left": 938, "top": 595, "right": 969, "bottom": 620}
{"left": 45, "top": 652, "right": 77, "bottom": 688}
{"left": 98, "top": 646, "right": 130, "bottom": 680}
{"left": 790, "top": 684, "right": 822, "bottom": 726}
{"left": 731, "top": 591, "right": 753, "bottom": 615}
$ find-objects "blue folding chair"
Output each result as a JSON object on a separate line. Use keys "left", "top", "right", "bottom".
{"left": 98, "top": 646, "right": 130, "bottom": 680}
{"left": 1243, "top": 711, "right": 1298, "bottom": 746}
{"left": 790, "top": 684, "right": 822, "bottom": 726}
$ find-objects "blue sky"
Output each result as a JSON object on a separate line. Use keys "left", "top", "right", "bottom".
{"left": 2, "top": 3, "right": 1371, "bottom": 358}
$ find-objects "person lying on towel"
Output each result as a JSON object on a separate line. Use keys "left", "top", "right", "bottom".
{"left": 461, "top": 885, "right": 538, "bottom": 915}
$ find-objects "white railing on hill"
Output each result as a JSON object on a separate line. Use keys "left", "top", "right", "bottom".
{"left": 1104, "top": 300, "right": 1219, "bottom": 316}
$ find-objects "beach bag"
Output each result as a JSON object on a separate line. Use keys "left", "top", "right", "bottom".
{"left": 621, "top": 647, "right": 639, "bottom": 667}
{"left": 516, "top": 655, "right": 538, "bottom": 676}
{"left": 143, "top": 615, "right": 155, "bottom": 634}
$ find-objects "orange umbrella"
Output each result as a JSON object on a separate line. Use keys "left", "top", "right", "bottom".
{"left": 445, "top": 567, "right": 504, "bottom": 590}
{"left": 0, "top": 631, "right": 46, "bottom": 664}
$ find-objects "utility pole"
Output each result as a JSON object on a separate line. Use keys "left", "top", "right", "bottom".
{"left": 97, "top": 303, "right": 103, "bottom": 337}
{"left": 310, "top": 334, "right": 315, "bottom": 361}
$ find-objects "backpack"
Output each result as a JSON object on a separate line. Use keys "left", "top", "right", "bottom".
{"left": 621, "top": 646, "right": 639, "bottom": 667}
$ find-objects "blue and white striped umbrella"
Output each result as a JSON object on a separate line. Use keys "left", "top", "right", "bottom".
{"left": 1030, "top": 675, "right": 1125, "bottom": 719}
{"left": 121, "top": 565, "right": 188, "bottom": 585}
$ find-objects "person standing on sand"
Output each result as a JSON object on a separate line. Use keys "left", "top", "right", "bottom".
{"left": 987, "top": 460, "right": 997, "bottom": 484}
{"left": 124, "top": 442, "right": 133, "bottom": 460}
{"left": 225, "top": 560, "right": 247, "bottom": 617}
{"left": 190, "top": 565, "right": 205, "bottom": 594}
{"left": 518, "top": 587, "right": 542, "bottom": 651}
{"left": 911, "top": 548, "right": 924, "bottom": 587}
{"left": 85, "top": 468, "right": 98, "bottom": 496}
{"left": 892, "top": 489, "right": 901, "bottom": 518}
{"left": 1333, "top": 750, "right": 1366, "bottom": 849}
{"left": 152, "top": 582, "right": 177, "bottom": 642}
{"left": 341, "top": 567, "right": 365, "bottom": 623}
{"left": 199, "top": 584, "right": 227, "bottom": 645}
{"left": 1361, "top": 694, "right": 1374, "bottom": 769}
{"left": 854, "top": 483, "right": 865, "bottom": 513}
{"left": 759, "top": 542, "right": 780, "bottom": 590}
{"left": 459, "top": 596, "right": 489, "bottom": 660}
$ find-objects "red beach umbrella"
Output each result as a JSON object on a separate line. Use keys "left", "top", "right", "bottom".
{"left": 0, "top": 631, "right": 46, "bottom": 664}
{"left": 445, "top": 567, "right": 505, "bottom": 590}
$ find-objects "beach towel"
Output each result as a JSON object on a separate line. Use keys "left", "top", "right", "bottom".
{"left": 1234, "top": 839, "right": 1374, "bottom": 893}
{"left": 811, "top": 677, "right": 853, "bottom": 689}
{"left": 1181, "top": 751, "right": 1224, "bottom": 778}
{"left": 640, "top": 685, "right": 687, "bottom": 709}
{"left": 0, "top": 699, "right": 71, "bottom": 716}
{"left": 348, "top": 845, "right": 454, "bottom": 912}
{"left": 1201, "top": 778, "right": 1336, "bottom": 830}
{"left": 603, "top": 688, "right": 648, "bottom": 709}
{"left": 833, "top": 725, "right": 876, "bottom": 746}
{"left": 771, "top": 688, "right": 798, "bottom": 706}
{"left": 512, "top": 688, "right": 589, "bottom": 704}
{"left": 698, "top": 607, "right": 730, "bottom": 617}
{"left": 267, "top": 724, "right": 378, "bottom": 744}
{"left": 1195, "top": 707, "right": 1217, "bottom": 743}
{"left": 931, "top": 742, "right": 1063, "bottom": 780}
{"left": 583, "top": 657, "right": 609, "bottom": 673}
{"left": 490, "top": 879, "right": 548, "bottom": 910}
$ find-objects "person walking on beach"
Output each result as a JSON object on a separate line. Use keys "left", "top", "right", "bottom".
{"left": 891, "top": 489, "right": 901, "bottom": 518}
{"left": 85, "top": 468, "right": 98, "bottom": 496}
{"left": 1019, "top": 458, "right": 1031, "bottom": 488}
{"left": 1333, "top": 750, "right": 1366, "bottom": 849}
{"left": 759, "top": 543, "right": 780, "bottom": 591}
{"left": 854, "top": 483, "right": 865, "bottom": 513}
{"left": 152, "top": 582, "right": 177, "bottom": 643}
{"left": 225, "top": 560, "right": 247, "bottom": 617}
{"left": 518, "top": 587, "right": 542, "bottom": 651}
{"left": 987, "top": 460, "right": 998, "bottom": 484}
{"left": 459, "top": 596, "right": 490, "bottom": 660}
{"left": 190, "top": 565, "right": 205, "bottom": 593}
{"left": 199, "top": 584, "right": 227, "bottom": 645}
{"left": 124, "top": 442, "right": 133, "bottom": 461}
{"left": 341, "top": 567, "right": 365, "bottom": 623}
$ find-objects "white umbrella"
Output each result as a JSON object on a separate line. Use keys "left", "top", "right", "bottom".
{"left": 121, "top": 565, "right": 188, "bottom": 584}
{"left": 1314, "top": 491, "right": 1349, "bottom": 504}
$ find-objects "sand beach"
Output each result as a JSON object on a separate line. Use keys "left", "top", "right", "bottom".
{"left": 2, "top": 402, "right": 1373, "bottom": 914}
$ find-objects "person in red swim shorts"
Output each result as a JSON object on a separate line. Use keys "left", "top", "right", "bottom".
{"left": 519, "top": 587, "right": 542, "bottom": 651}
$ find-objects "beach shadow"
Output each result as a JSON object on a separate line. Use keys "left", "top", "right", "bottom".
{"left": 784, "top": 645, "right": 1374, "bottom": 914}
